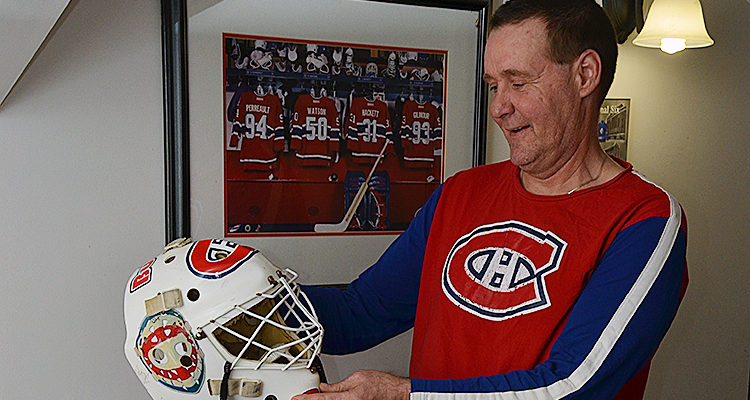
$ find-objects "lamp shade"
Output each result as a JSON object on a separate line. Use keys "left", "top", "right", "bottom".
{"left": 633, "top": 0, "right": 714, "bottom": 53}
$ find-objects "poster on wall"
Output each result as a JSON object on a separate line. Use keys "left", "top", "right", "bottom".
{"left": 223, "top": 34, "right": 446, "bottom": 236}
{"left": 598, "top": 98, "right": 629, "bottom": 160}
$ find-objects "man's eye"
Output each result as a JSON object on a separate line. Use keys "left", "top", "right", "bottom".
{"left": 488, "top": 85, "right": 498, "bottom": 93}
{"left": 512, "top": 82, "right": 526, "bottom": 89}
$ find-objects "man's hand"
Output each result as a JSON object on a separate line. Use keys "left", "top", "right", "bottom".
{"left": 293, "top": 369, "right": 410, "bottom": 400}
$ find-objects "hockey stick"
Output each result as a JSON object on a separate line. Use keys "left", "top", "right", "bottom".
{"left": 314, "top": 140, "right": 390, "bottom": 233}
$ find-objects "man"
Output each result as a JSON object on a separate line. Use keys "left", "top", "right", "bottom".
{"left": 296, "top": 1, "right": 688, "bottom": 399}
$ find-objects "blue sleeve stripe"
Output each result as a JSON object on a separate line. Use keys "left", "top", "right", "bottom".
{"left": 411, "top": 191, "right": 683, "bottom": 399}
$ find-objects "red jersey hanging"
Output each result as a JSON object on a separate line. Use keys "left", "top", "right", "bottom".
{"left": 290, "top": 93, "right": 341, "bottom": 167}
{"left": 399, "top": 99, "right": 442, "bottom": 169}
{"left": 346, "top": 96, "right": 394, "bottom": 164}
{"left": 228, "top": 90, "right": 285, "bottom": 170}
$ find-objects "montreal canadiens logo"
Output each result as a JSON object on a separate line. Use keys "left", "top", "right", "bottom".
{"left": 186, "top": 239, "right": 257, "bottom": 279}
{"left": 442, "top": 221, "right": 567, "bottom": 321}
{"left": 129, "top": 259, "right": 155, "bottom": 293}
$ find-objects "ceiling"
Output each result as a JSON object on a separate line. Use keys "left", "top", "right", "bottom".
{"left": 0, "top": 0, "right": 72, "bottom": 108}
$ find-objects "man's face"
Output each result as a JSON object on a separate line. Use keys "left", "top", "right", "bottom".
{"left": 484, "top": 18, "right": 585, "bottom": 176}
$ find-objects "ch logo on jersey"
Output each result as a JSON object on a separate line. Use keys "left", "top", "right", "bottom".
{"left": 442, "top": 221, "right": 567, "bottom": 321}
{"left": 186, "top": 239, "right": 257, "bottom": 279}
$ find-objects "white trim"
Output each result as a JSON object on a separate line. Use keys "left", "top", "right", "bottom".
{"left": 295, "top": 153, "right": 332, "bottom": 160}
{"left": 404, "top": 156, "right": 434, "bottom": 162}
{"left": 413, "top": 179, "right": 682, "bottom": 400}
{"left": 239, "top": 158, "right": 277, "bottom": 164}
{"left": 350, "top": 151, "right": 379, "bottom": 158}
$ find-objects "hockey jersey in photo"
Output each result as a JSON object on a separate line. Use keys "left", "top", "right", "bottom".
{"left": 228, "top": 90, "right": 285, "bottom": 169}
{"left": 345, "top": 96, "right": 394, "bottom": 164}
{"left": 290, "top": 93, "right": 341, "bottom": 167}
{"left": 399, "top": 99, "right": 442, "bottom": 168}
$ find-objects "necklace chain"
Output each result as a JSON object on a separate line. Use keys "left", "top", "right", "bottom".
{"left": 566, "top": 155, "right": 608, "bottom": 195}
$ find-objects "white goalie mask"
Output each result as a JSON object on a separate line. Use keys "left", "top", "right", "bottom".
{"left": 365, "top": 62, "right": 378, "bottom": 77}
{"left": 124, "top": 238, "right": 324, "bottom": 400}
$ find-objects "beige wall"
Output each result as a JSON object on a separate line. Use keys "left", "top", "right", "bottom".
{"left": 486, "top": 0, "right": 750, "bottom": 398}
{"left": 613, "top": 2, "right": 750, "bottom": 398}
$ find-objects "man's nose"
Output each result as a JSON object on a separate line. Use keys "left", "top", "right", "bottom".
{"left": 489, "top": 86, "right": 513, "bottom": 120}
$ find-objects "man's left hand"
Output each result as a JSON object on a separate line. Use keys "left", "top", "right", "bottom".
{"left": 293, "top": 369, "right": 410, "bottom": 400}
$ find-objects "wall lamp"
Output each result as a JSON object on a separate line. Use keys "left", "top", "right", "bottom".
{"left": 632, "top": 0, "right": 714, "bottom": 54}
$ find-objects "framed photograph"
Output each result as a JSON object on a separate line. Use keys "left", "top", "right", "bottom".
{"left": 223, "top": 34, "right": 446, "bottom": 235}
{"left": 161, "top": 0, "right": 490, "bottom": 268}
{"left": 598, "top": 98, "right": 630, "bottom": 160}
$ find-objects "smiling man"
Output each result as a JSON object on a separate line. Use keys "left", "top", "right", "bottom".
{"left": 295, "top": 1, "right": 688, "bottom": 399}
{"left": 483, "top": 5, "right": 623, "bottom": 195}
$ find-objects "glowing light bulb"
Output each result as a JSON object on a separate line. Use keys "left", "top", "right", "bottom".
{"left": 660, "top": 38, "right": 687, "bottom": 54}
{"left": 633, "top": 0, "right": 713, "bottom": 54}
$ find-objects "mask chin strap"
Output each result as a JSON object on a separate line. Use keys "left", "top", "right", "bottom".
{"left": 311, "top": 356, "right": 327, "bottom": 384}
{"left": 221, "top": 361, "right": 231, "bottom": 400}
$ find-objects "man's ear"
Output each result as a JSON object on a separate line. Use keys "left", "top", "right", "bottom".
{"left": 575, "top": 49, "right": 602, "bottom": 99}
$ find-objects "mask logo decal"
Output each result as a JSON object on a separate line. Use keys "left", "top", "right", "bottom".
{"left": 135, "top": 310, "right": 205, "bottom": 392}
{"left": 187, "top": 239, "right": 257, "bottom": 279}
{"left": 129, "top": 259, "right": 155, "bottom": 293}
{"left": 442, "top": 220, "right": 567, "bottom": 321}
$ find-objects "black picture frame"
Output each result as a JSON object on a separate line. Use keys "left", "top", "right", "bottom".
{"left": 161, "top": 0, "right": 490, "bottom": 243}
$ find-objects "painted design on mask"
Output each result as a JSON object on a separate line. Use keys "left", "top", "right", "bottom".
{"left": 135, "top": 310, "right": 205, "bottom": 392}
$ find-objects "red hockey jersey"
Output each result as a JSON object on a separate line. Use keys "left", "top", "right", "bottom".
{"left": 302, "top": 159, "right": 688, "bottom": 400}
{"left": 228, "top": 91, "right": 284, "bottom": 170}
{"left": 290, "top": 94, "right": 341, "bottom": 167}
{"left": 346, "top": 96, "right": 394, "bottom": 163}
{"left": 399, "top": 100, "right": 442, "bottom": 169}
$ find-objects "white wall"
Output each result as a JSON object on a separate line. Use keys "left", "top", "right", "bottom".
{"left": 0, "top": 0, "right": 748, "bottom": 399}
{"left": 0, "top": 0, "right": 164, "bottom": 398}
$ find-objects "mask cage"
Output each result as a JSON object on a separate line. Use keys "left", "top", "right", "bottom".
{"left": 204, "top": 270, "right": 322, "bottom": 371}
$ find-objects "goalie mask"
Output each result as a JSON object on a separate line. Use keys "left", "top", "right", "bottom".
{"left": 124, "top": 238, "right": 324, "bottom": 400}
{"left": 365, "top": 62, "right": 378, "bottom": 77}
